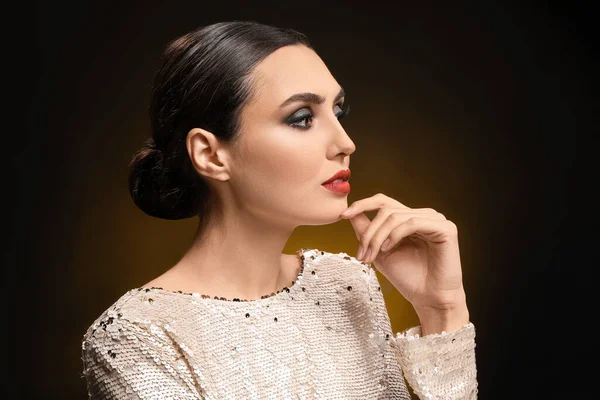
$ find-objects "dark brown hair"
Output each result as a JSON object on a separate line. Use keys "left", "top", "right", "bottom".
{"left": 128, "top": 21, "right": 312, "bottom": 230}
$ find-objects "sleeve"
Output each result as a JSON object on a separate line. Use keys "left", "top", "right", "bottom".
{"left": 390, "top": 323, "right": 478, "bottom": 400}
{"left": 364, "top": 265, "right": 478, "bottom": 400}
{"left": 81, "top": 315, "right": 206, "bottom": 399}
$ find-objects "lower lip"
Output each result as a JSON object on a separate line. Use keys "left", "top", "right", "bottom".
{"left": 321, "top": 180, "right": 351, "bottom": 194}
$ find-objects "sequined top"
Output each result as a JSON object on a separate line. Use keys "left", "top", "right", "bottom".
{"left": 81, "top": 248, "right": 478, "bottom": 399}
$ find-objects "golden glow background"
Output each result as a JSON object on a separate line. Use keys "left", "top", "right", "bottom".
{"left": 13, "top": 1, "right": 592, "bottom": 399}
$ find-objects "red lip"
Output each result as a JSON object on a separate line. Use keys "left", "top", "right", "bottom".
{"left": 322, "top": 169, "right": 351, "bottom": 185}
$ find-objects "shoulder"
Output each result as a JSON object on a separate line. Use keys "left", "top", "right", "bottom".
{"left": 80, "top": 290, "right": 205, "bottom": 399}
{"left": 303, "top": 247, "right": 381, "bottom": 295}
{"left": 81, "top": 287, "right": 170, "bottom": 347}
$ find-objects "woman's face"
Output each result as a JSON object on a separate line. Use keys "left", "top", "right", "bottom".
{"left": 227, "top": 44, "right": 356, "bottom": 227}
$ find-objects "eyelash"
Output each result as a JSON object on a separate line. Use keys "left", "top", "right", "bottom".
{"left": 288, "top": 103, "right": 351, "bottom": 130}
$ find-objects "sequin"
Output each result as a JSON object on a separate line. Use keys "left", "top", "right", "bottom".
{"left": 129, "top": 248, "right": 308, "bottom": 303}
{"left": 81, "top": 248, "right": 477, "bottom": 399}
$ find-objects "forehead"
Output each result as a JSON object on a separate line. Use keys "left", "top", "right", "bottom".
{"left": 249, "top": 45, "right": 341, "bottom": 108}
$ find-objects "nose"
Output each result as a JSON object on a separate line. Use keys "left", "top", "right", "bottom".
{"left": 327, "top": 114, "right": 356, "bottom": 159}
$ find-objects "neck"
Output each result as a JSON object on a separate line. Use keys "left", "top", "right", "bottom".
{"left": 171, "top": 208, "right": 299, "bottom": 300}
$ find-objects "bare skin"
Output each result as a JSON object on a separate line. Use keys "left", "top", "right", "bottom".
{"left": 141, "top": 44, "right": 470, "bottom": 336}
{"left": 142, "top": 44, "right": 355, "bottom": 300}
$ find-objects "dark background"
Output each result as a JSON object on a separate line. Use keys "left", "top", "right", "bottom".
{"left": 10, "top": 1, "right": 595, "bottom": 398}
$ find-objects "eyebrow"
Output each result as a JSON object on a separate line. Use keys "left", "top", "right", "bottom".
{"left": 279, "top": 87, "right": 345, "bottom": 109}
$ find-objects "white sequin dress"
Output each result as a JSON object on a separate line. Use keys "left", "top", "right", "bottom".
{"left": 81, "top": 248, "right": 478, "bottom": 399}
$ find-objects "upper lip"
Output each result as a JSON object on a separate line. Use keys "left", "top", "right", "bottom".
{"left": 322, "top": 169, "right": 351, "bottom": 184}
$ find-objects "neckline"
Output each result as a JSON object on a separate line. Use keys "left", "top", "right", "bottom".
{"left": 132, "top": 248, "right": 312, "bottom": 304}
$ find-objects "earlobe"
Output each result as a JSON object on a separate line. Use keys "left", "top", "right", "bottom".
{"left": 186, "top": 127, "right": 231, "bottom": 181}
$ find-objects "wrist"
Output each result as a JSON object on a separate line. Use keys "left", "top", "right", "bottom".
{"left": 414, "top": 296, "right": 470, "bottom": 336}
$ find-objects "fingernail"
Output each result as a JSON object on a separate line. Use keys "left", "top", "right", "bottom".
{"left": 364, "top": 248, "right": 372, "bottom": 263}
{"left": 341, "top": 208, "right": 353, "bottom": 217}
{"left": 381, "top": 239, "right": 390, "bottom": 251}
{"left": 357, "top": 245, "right": 364, "bottom": 259}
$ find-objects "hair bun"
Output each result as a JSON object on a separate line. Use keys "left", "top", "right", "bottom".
{"left": 128, "top": 139, "right": 168, "bottom": 218}
{"left": 146, "top": 137, "right": 160, "bottom": 151}
{"left": 128, "top": 136, "right": 204, "bottom": 220}
{"left": 128, "top": 21, "right": 311, "bottom": 221}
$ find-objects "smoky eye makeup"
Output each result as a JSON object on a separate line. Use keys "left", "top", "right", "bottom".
{"left": 285, "top": 103, "right": 351, "bottom": 129}
{"left": 335, "top": 103, "right": 350, "bottom": 120}
{"left": 285, "top": 108, "right": 312, "bottom": 125}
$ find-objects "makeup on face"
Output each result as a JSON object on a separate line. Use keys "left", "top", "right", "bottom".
{"left": 321, "top": 180, "right": 351, "bottom": 194}
{"left": 321, "top": 169, "right": 351, "bottom": 194}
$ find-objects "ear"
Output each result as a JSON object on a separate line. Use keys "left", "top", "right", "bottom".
{"left": 186, "top": 127, "right": 231, "bottom": 181}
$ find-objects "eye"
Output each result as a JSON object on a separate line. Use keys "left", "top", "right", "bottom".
{"left": 286, "top": 103, "right": 351, "bottom": 130}
{"left": 335, "top": 103, "right": 350, "bottom": 120}
{"left": 287, "top": 108, "right": 314, "bottom": 129}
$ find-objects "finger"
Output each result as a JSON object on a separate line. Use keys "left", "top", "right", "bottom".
{"left": 368, "top": 217, "right": 458, "bottom": 263}
{"left": 348, "top": 208, "right": 446, "bottom": 261}
{"left": 347, "top": 212, "right": 371, "bottom": 243}
{"left": 356, "top": 208, "right": 442, "bottom": 261}
{"left": 340, "top": 193, "right": 408, "bottom": 218}
{"left": 353, "top": 208, "right": 394, "bottom": 260}
{"left": 342, "top": 206, "right": 443, "bottom": 220}
{"left": 365, "top": 213, "right": 447, "bottom": 263}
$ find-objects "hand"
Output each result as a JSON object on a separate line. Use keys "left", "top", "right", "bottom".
{"left": 340, "top": 193, "right": 469, "bottom": 334}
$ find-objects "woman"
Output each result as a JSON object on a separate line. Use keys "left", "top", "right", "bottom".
{"left": 81, "top": 21, "right": 477, "bottom": 399}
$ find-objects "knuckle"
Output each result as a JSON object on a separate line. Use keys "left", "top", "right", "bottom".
{"left": 390, "top": 213, "right": 403, "bottom": 222}
{"left": 370, "top": 234, "right": 383, "bottom": 246}
{"left": 378, "top": 207, "right": 390, "bottom": 217}
{"left": 446, "top": 220, "right": 458, "bottom": 234}
{"left": 437, "top": 212, "right": 446, "bottom": 220}
{"left": 425, "top": 207, "right": 436, "bottom": 214}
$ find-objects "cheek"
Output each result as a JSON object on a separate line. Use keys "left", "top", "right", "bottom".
{"left": 245, "top": 131, "right": 322, "bottom": 188}
{"left": 236, "top": 129, "right": 326, "bottom": 214}
{"left": 233, "top": 126, "right": 348, "bottom": 223}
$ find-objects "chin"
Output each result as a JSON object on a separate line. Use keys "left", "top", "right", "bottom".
{"left": 306, "top": 210, "right": 347, "bottom": 226}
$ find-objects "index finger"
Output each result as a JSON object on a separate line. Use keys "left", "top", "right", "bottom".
{"left": 340, "top": 193, "right": 408, "bottom": 217}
